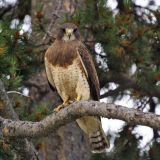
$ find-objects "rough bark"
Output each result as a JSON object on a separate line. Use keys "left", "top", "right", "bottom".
{"left": 1, "top": 100, "right": 160, "bottom": 138}
{"left": 0, "top": 80, "right": 39, "bottom": 160}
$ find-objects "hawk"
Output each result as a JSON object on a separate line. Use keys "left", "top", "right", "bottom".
{"left": 44, "top": 23, "right": 109, "bottom": 153}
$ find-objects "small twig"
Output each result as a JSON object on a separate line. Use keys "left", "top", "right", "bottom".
{"left": 41, "top": 19, "right": 56, "bottom": 42}
{"left": 7, "top": 91, "right": 30, "bottom": 98}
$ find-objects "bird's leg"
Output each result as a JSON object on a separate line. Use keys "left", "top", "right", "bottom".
{"left": 54, "top": 99, "right": 69, "bottom": 112}
{"left": 54, "top": 95, "right": 81, "bottom": 112}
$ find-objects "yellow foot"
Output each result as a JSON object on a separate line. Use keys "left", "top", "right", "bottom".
{"left": 75, "top": 95, "right": 81, "bottom": 101}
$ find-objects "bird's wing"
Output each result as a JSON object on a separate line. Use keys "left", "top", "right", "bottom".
{"left": 77, "top": 44, "right": 100, "bottom": 101}
{"left": 44, "top": 47, "right": 56, "bottom": 92}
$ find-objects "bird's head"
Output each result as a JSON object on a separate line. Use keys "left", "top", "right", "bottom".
{"left": 57, "top": 23, "right": 80, "bottom": 42}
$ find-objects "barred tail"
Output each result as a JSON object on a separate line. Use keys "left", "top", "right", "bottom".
{"left": 89, "top": 126, "right": 110, "bottom": 153}
{"left": 76, "top": 116, "right": 110, "bottom": 153}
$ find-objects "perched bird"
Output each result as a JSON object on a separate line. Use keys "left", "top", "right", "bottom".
{"left": 44, "top": 23, "right": 109, "bottom": 153}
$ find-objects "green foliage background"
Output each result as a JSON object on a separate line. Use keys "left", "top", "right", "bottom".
{"left": 0, "top": 0, "right": 160, "bottom": 159}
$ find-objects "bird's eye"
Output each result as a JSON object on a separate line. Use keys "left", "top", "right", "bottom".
{"left": 74, "top": 28, "right": 78, "bottom": 32}
{"left": 61, "top": 28, "right": 65, "bottom": 32}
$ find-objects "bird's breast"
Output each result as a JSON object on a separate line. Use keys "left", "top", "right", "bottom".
{"left": 51, "top": 57, "right": 88, "bottom": 100}
{"left": 46, "top": 40, "right": 79, "bottom": 67}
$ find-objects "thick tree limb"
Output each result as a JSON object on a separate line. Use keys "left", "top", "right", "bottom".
{"left": 0, "top": 100, "right": 160, "bottom": 139}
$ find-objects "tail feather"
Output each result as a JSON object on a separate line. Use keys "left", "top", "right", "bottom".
{"left": 76, "top": 116, "right": 110, "bottom": 153}
{"left": 89, "top": 128, "right": 110, "bottom": 153}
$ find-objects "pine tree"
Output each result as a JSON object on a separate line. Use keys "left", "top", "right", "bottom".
{"left": 0, "top": 0, "right": 160, "bottom": 159}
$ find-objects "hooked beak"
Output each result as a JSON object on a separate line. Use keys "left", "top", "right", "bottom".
{"left": 66, "top": 28, "right": 73, "bottom": 38}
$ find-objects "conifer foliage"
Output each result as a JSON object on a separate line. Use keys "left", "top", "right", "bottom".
{"left": 0, "top": 0, "right": 160, "bottom": 159}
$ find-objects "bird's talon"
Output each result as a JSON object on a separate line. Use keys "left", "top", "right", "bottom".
{"left": 69, "top": 100, "right": 74, "bottom": 104}
{"left": 53, "top": 100, "right": 71, "bottom": 112}
{"left": 53, "top": 104, "right": 65, "bottom": 112}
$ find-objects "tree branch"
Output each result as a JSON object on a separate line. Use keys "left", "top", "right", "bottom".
{"left": 100, "top": 72, "right": 160, "bottom": 98}
{"left": 0, "top": 100, "right": 160, "bottom": 139}
{"left": 0, "top": 5, "right": 13, "bottom": 18}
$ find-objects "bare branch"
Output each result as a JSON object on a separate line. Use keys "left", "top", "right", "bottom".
{"left": 1, "top": 100, "right": 160, "bottom": 139}
{"left": 100, "top": 72, "right": 160, "bottom": 98}
{"left": 100, "top": 85, "right": 127, "bottom": 98}
{"left": 0, "top": 5, "right": 13, "bottom": 18}
{"left": 7, "top": 91, "right": 30, "bottom": 98}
